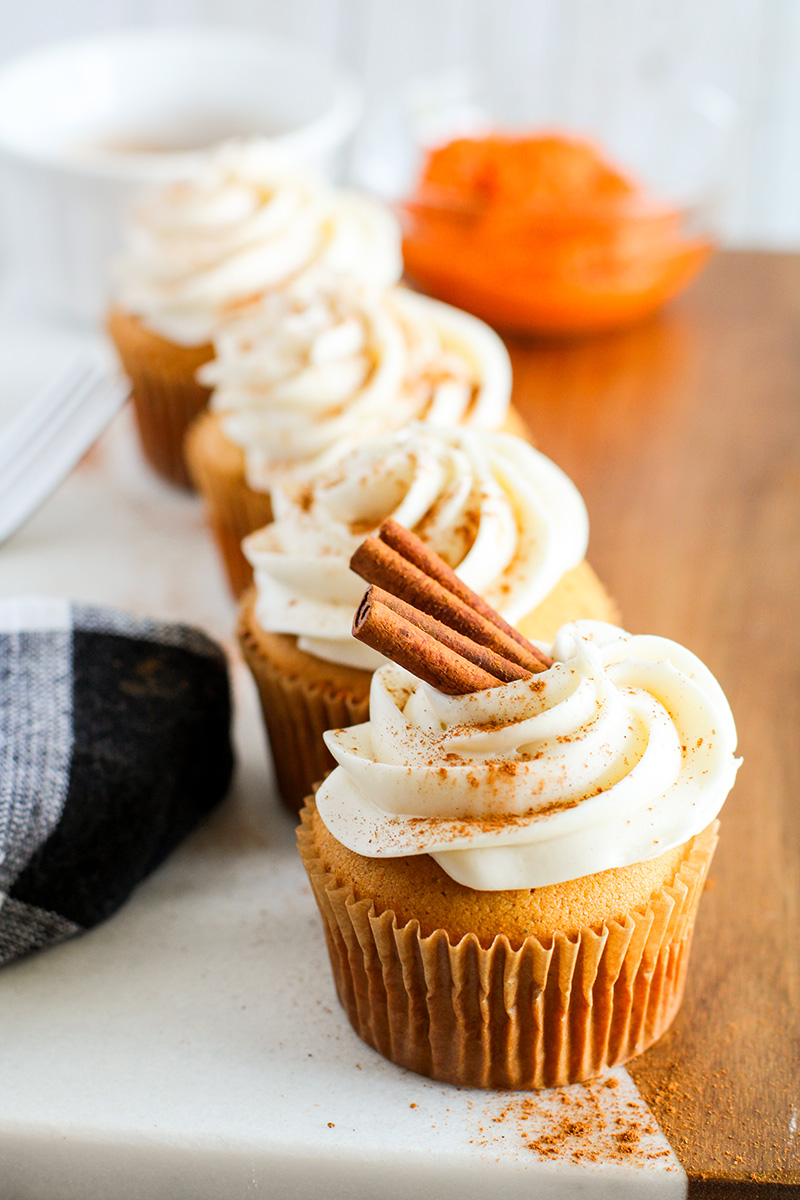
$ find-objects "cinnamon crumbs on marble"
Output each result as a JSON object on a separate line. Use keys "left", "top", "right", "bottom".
{"left": 470, "top": 1075, "right": 676, "bottom": 1169}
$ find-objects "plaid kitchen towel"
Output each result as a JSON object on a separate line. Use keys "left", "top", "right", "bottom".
{"left": 0, "top": 596, "right": 234, "bottom": 966}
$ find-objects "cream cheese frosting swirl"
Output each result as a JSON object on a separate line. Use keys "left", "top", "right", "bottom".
{"left": 198, "top": 282, "right": 512, "bottom": 493}
{"left": 317, "top": 620, "right": 741, "bottom": 890}
{"left": 114, "top": 139, "right": 402, "bottom": 346}
{"left": 244, "top": 424, "right": 588, "bottom": 670}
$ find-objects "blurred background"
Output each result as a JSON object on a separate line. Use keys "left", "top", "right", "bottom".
{"left": 1, "top": 0, "right": 798, "bottom": 249}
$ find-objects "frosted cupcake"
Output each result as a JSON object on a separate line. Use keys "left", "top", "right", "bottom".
{"left": 238, "top": 424, "right": 616, "bottom": 810}
{"left": 107, "top": 140, "right": 402, "bottom": 486}
{"left": 300, "top": 605, "right": 741, "bottom": 1088}
{"left": 188, "top": 277, "right": 523, "bottom": 594}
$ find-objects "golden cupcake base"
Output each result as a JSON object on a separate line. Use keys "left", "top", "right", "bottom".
{"left": 107, "top": 307, "right": 213, "bottom": 489}
{"left": 514, "top": 559, "right": 619, "bottom": 644}
{"left": 299, "top": 802, "right": 718, "bottom": 1090}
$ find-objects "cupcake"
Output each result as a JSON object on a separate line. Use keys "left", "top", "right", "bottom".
{"left": 238, "top": 424, "right": 617, "bottom": 811}
{"left": 299, "top": 586, "right": 741, "bottom": 1088}
{"left": 107, "top": 140, "right": 402, "bottom": 487}
{"left": 186, "top": 278, "right": 524, "bottom": 595}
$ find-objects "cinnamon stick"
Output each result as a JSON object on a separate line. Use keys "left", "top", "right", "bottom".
{"left": 353, "top": 592, "right": 500, "bottom": 695}
{"left": 350, "top": 536, "right": 552, "bottom": 674}
{"left": 372, "top": 587, "right": 531, "bottom": 684}
{"left": 379, "top": 518, "right": 552, "bottom": 668}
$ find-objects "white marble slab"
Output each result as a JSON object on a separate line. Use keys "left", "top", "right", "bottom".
{"left": 0, "top": 317, "right": 687, "bottom": 1199}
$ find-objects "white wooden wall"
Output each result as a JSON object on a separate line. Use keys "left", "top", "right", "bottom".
{"left": 2, "top": 0, "right": 798, "bottom": 248}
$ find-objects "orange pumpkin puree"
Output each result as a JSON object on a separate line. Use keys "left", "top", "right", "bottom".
{"left": 401, "top": 134, "right": 712, "bottom": 336}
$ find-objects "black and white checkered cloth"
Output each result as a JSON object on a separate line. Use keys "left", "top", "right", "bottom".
{"left": 0, "top": 596, "right": 234, "bottom": 966}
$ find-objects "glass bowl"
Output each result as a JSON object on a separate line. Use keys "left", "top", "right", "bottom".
{"left": 401, "top": 163, "right": 716, "bottom": 335}
{"left": 363, "top": 74, "right": 736, "bottom": 336}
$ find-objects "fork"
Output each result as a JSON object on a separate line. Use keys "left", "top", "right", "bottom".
{"left": 0, "top": 359, "right": 129, "bottom": 544}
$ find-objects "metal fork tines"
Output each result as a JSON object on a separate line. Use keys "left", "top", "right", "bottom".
{"left": 0, "top": 359, "right": 130, "bottom": 544}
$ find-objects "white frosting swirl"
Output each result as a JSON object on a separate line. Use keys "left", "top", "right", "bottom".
{"left": 317, "top": 620, "right": 741, "bottom": 890}
{"left": 199, "top": 282, "right": 512, "bottom": 492}
{"left": 244, "top": 424, "right": 588, "bottom": 670}
{"left": 114, "top": 140, "right": 402, "bottom": 345}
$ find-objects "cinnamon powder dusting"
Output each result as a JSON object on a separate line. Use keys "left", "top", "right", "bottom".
{"left": 470, "top": 1073, "right": 679, "bottom": 1169}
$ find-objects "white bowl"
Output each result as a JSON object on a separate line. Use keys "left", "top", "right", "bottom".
{"left": 0, "top": 29, "right": 362, "bottom": 323}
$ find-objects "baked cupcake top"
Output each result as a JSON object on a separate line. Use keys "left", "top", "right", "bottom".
{"left": 317, "top": 619, "right": 741, "bottom": 889}
{"left": 113, "top": 140, "right": 402, "bottom": 346}
{"left": 198, "top": 281, "right": 512, "bottom": 492}
{"left": 243, "top": 424, "right": 587, "bottom": 669}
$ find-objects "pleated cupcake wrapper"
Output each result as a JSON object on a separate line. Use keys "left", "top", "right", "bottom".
{"left": 298, "top": 809, "right": 719, "bottom": 1089}
{"left": 188, "top": 444, "right": 273, "bottom": 599}
{"left": 129, "top": 363, "right": 212, "bottom": 488}
{"left": 206, "top": 487, "right": 273, "bottom": 599}
{"left": 238, "top": 614, "right": 370, "bottom": 814}
{"left": 109, "top": 324, "right": 213, "bottom": 489}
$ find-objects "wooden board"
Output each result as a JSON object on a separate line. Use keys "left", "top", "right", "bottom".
{"left": 509, "top": 250, "right": 800, "bottom": 1195}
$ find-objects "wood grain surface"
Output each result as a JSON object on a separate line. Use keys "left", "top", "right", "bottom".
{"left": 509, "top": 251, "right": 800, "bottom": 1195}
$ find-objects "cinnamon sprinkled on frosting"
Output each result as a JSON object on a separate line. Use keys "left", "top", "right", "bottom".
{"left": 318, "top": 619, "right": 741, "bottom": 890}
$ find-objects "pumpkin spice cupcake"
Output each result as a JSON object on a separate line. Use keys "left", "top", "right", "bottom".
{"left": 108, "top": 140, "right": 402, "bottom": 486}
{"left": 297, "top": 546, "right": 741, "bottom": 1089}
{"left": 188, "top": 279, "right": 525, "bottom": 595}
{"left": 238, "top": 424, "right": 616, "bottom": 811}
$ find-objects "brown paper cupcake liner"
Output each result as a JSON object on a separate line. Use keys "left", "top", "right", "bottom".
{"left": 127, "top": 361, "right": 212, "bottom": 488}
{"left": 238, "top": 608, "right": 370, "bottom": 813}
{"left": 185, "top": 416, "right": 273, "bottom": 597}
{"left": 213, "top": 520, "right": 265, "bottom": 599}
{"left": 298, "top": 808, "right": 718, "bottom": 1089}
{"left": 107, "top": 308, "right": 213, "bottom": 488}
{"left": 206, "top": 487, "right": 273, "bottom": 599}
